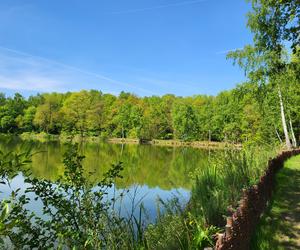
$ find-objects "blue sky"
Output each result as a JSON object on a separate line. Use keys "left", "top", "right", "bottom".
{"left": 0, "top": 0, "right": 252, "bottom": 97}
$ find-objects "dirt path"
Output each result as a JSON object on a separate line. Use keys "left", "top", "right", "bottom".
{"left": 251, "top": 154, "right": 300, "bottom": 250}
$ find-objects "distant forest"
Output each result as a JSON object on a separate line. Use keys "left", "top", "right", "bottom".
{"left": 1, "top": 69, "right": 299, "bottom": 144}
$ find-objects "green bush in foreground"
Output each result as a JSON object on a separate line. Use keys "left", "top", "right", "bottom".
{"left": 0, "top": 144, "right": 148, "bottom": 249}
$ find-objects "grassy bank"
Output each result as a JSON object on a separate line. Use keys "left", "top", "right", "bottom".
{"left": 251, "top": 154, "right": 300, "bottom": 250}
{"left": 19, "top": 132, "right": 105, "bottom": 143}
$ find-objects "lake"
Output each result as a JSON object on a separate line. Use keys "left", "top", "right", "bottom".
{"left": 0, "top": 135, "right": 213, "bottom": 222}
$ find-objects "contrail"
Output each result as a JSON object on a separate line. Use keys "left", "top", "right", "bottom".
{"left": 216, "top": 48, "right": 243, "bottom": 55}
{"left": 111, "top": 0, "right": 208, "bottom": 14}
{"left": 0, "top": 45, "right": 157, "bottom": 95}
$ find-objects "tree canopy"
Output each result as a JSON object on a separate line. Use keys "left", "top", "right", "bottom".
{"left": 0, "top": 85, "right": 299, "bottom": 145}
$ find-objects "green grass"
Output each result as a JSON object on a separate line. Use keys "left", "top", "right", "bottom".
{"left": 251, "top": 154, "right": 300, "bottom": 250}
{"left": 190, "top": 147, "right": 276, "bottom": 227}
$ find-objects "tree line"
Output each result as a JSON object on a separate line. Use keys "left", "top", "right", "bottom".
{"left": 0, "top": 76, "right": 299, "bottom": 145}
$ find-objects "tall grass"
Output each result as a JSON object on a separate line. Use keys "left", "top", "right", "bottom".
{"left": 190, "top": 146, "right": 278, "bottom": 227}
{"left": 143, "top": 197, "right": 219, "bottom": 250}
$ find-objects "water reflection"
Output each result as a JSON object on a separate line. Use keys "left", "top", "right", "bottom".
{"left": 0, "top": 135, "right": 212, "bottom": 221}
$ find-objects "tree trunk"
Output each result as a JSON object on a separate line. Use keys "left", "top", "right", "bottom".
{"left": 121, "top": 125, "right": 124, "bottom": 139}
{"left": 289, "top": 116, "right": 297, "bottom": 147}
{"left": 278, "top": 86, "right": 292, "bottom": 149}
{"left": 121, "top": 143, "right": 124, "bottom": 156}
{"left": 274, "top": 126, "right": 283, "bottom": 144}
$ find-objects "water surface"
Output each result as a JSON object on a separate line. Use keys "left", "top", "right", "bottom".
{"left": 0, "top": 135, "right": 213, "bottom": 221}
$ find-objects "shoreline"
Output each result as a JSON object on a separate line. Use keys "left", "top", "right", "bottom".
{"left": 108, "top": 138, "right": 242, "bottom": 149}
{"left": 12, "top": 132, "right": 242, "bottom": 149}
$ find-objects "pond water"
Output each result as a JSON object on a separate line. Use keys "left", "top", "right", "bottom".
{"left": 0, "top": 135, "right": 213, "bottom": 222}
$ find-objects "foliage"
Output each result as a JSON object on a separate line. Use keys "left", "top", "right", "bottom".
{"left": 172, "top": 101, "right": 199, "bottom": 141}
{"left": 144, "top": 198, "right": 220, "bottom": 250}
{"left": 190, "top": 146, "right": 278, "bottom": 226}
{"left": 226, "top": 0, "right": 300, "bottom": 148}
{"left": 0, "top": 138, "right": 282, "bottom": 249}
{"left": 0, "top": 143, "right": 228, "bottom": 250}
{"left": 247, "top": 0, "right": 299, "bottom": 53}
{"left": 0, "top": 144, "right": 149, "bottom": 249}
{"left": 1, "top": 85, "right": 299, "bottom": 146}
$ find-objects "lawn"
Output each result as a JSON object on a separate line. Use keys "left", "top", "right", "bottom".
{"left": 251, "top": 154, "right": 300, "bottom": 250}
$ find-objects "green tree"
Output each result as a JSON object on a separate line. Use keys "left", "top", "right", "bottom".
{"left": 0, "top": 93, "right": 26, "bottom": 133}
{"left": 141, "top": 96, "right": 173, "bottom": 140}
{"left": 61, "top": 90, "right": 92, "bottom": 136}
{"left": 172, "top": 101, "right": 199, "bottom": 141}
{"left": 227, "top": 0, "right": 300, "bottom": 148}
{"left": 34, "top": 93, "right": 63, "bottom": 134}
{"left": 17, "top": 106, "right": 37, "bottom": 132}
{"left": 86, "top": 90, "right": 105, "bottom": 136}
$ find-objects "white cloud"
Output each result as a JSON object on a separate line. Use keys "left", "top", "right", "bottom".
{"left": 0, "top": 46, "right": 157, "bottom": 95}
{"left": 0, "top": 75, "right": 67, "bottom": 92}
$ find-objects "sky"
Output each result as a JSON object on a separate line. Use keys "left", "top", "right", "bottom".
{"left": 0, "top": 0, "right": 253, "bottom": 97}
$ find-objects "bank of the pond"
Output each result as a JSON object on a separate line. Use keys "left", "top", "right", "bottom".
{"left": 214, "top": 149, "right": 300, "bottom": 250}
{"left": 17, "top": 132, "right": 241, "bottom": 149}
{"left": 109, "top": 138, "right": 241, "bottom": 149}
{"left": 250, "top": 153, "right": 300, "bottom": 250}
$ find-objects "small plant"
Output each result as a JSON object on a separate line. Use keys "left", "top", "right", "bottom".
{"left": 190, "top": 216, "right": 219, "bottom": 249}
{"left": 0, "top": 201, "right": 16, "bottom": 245}
{"left": 0, "top": 149, "right": 32, "bottom": 185}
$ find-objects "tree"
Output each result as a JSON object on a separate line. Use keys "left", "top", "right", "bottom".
{"left": 86, "top": 90, "right": 105, "bottom": 136}
{"left": 227, "top": 0, "right": 300, "bottom": 148}
{"left": 0, "top": 93, "right": 26, "bottom": 133}
{"left": 172, "top": 101, "right": 199, "bottom": 141}
{"left": 141, "top": 96, "right": 173, "bottom": 140}
{"left": 61, "top": 91, "right": 92, "bottom": 136}
{"left": 0, "top": 116, "right": 15, "bottom": 132}
{"left": 0, "top": 93, "right": 6, "bottom": 106}
{"left": 247, "top": 0, "right": 299, "bottom": 53}
{"left": 34, "top": 93, "right": 63, "bottom": 134}
{"left": 109, "top": 92, "right": 142, "bottom": 138}
{"left": 17, "top": 106, "right": 37, "bottom": 132}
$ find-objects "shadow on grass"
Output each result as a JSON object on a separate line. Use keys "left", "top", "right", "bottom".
{"left": 251, "top": 156, "right": 300, "bottom": 250}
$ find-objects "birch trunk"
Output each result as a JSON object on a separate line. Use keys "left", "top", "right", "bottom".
{"left": 278, "top": 86, "right": 292, "bottom": 149}
{"left": 289, "top": 116, "right": 297, "bottom": 147}
{"left": 275, "top": 126, "right": 283, "bottom": 144}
